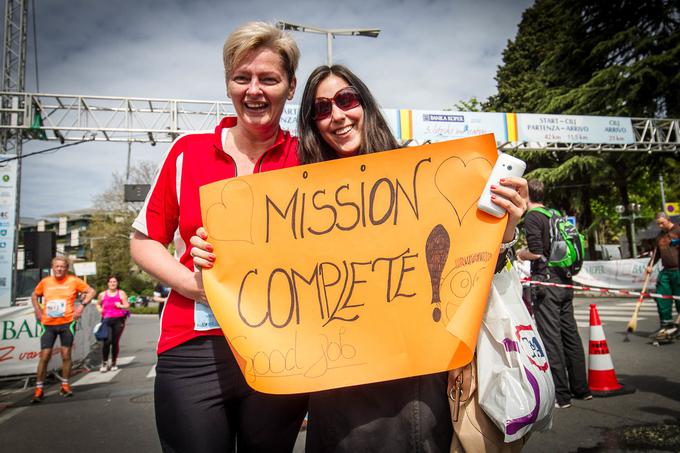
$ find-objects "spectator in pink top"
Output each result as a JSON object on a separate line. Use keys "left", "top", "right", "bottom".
{"left": 96, "top": 275, "right": 130, "bottom": 372}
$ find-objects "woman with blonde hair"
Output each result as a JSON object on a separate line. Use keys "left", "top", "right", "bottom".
{"left": 130, "top": 22, "right": 307, "bottom": 452}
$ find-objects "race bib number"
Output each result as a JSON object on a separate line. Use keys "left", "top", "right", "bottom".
{"left": 194, "top": 301, "right": 219, "bottom": 331}
{"left": 45, "top": 299, "right": 67, "bottom": 318}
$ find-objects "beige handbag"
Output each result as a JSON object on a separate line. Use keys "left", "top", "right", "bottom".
{"left": 448, "top": 358, "right": 528, "bottom": 453}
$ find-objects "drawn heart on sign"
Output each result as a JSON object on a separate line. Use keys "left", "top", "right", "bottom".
{"left": 205, "top": 180, "right": 254, "bottom": 243}
{"left": 434, "top": 155, "right": 493, "bottom": 226}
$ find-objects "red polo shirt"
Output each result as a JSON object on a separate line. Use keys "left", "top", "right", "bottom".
{"left": 132, "top": 117, "right": 299, "bottom": 354}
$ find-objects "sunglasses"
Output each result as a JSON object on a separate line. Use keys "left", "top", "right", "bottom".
{"left": 312, "top": 86, "right": 362, "bottom": 120}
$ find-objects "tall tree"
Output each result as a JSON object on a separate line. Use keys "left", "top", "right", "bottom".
{"left": 86, "top": 161, "right": 157, "bottom": 292}
{"left": 488, "top": 0, "right": 680, "bottom": 257}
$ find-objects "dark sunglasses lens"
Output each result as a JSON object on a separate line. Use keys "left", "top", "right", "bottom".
{"left": 313, "top": 99, "right": 332, "bottom": 119}
{"left": 335, "top": 90, "right": 360, "bottom": 110}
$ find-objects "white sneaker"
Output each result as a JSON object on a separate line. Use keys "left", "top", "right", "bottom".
{"left": 110, "top": 365, "right": 119, "bottom": 371}
{"left": 100, "top": 363, "right": 108, "bottom": 373}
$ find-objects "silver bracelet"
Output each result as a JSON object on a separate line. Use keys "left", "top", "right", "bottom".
{"left": 500, "top": 227, "right": 519, "bottom": 251}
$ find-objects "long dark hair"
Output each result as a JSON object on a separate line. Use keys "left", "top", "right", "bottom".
{"left": 297, "top": 65, "right": 400, "bottom": 164}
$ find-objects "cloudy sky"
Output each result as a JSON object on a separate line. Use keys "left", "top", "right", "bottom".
{"left": 8, "top": 0, "right": 533, "bottom": 219}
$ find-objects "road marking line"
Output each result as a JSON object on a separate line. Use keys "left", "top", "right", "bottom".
{"left": 574, "top": 311, "right": 655, "bottom": 316}
{"left": 581, "top": 306, "right": 657, "bottom": 310}
{"left": 116, "top": 356, "right": 135, "bottom": 366}
{"left": 574, "top": 310, "right": 656, "bottom": 318}
{"left": 574, "top": 315, "right": 646, "bottom": 322}
{"left": 72, "top": 369, "right": 121, "bottom": 387}
{"left": 146, "top": 365, "right": 156, "bottom": 379}
{"left": 574, "top": 309, "right": 656, "bottom": 314}
{"left": 0, "top": 406, "right": 28, "bottom": 426}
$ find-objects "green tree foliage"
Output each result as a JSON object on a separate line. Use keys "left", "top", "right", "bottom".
{"left": 488, "top": 0, "right": 680, "bottom": 257}
{"left": 86, "top": 161, "right": 157, "bottom": 293}
{"left": 453, "top": 97, "right": 483, "bottom": 112}
{"left": 489, "top": 0, "right": 680, "bottom": 117}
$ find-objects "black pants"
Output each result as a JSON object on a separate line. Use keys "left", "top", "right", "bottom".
{"left": 532, "top": 280, "right": 590, "bottom": 405}
{"left": 155, "top": 336, "right": 308, "bottom": 453}
{"left": 102, "top": 316, "right": 126, "bottom": 364}
{"left": 306, "top": 373, "right": 452, "bottom": 453}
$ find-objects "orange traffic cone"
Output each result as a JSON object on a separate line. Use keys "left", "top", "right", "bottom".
{"left": 588, "top": 304, "right": 635, "bottom": 397}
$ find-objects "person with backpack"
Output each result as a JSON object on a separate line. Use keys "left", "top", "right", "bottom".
{"left": 516, "top": 179, "right": 591, "bottom": 409}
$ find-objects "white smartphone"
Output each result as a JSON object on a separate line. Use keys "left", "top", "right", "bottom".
{"left": 477, "top": 153, "right": 527, "bottom": 218}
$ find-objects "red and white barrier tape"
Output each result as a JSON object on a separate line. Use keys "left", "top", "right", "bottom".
{"left": 520, "top": 278, "right": 680, "bottom": 301}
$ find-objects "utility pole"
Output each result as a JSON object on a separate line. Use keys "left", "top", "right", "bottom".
{"left": 276, "top": 21, "right": 380, "bottom": 66}
{"left": 659, "top": 174, "right": 667, "bottom": 212}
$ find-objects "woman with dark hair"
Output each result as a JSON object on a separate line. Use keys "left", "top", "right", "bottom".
{"left": 95, "top": 275, "right": 130, "bottom": 372}
{"left": 297, "top": 64, "right": 399, "bottom": 164}
{"left": 191, "top": 64, "right": 528, "bottom": 452}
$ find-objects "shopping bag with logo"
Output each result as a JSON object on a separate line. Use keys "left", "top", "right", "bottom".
{"left": 93, "top": 319, "right": 110, "bottom": 342}
{"left": 476, "top": 264, "right": 554, "bottom": 442}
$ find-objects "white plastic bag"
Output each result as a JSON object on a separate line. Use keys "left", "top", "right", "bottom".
{"left": 476, "top": 264, "right": 555, "bottom": 442}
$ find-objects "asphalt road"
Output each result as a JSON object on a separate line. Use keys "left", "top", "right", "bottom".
{"left": 0, "top": 314, "right": 161, "bottom": 452}
{"left": 524, "top": 297, "right": 680, "bottom": 452}
{"left": 0, "top": 296, "right": 678, "bottom": 452}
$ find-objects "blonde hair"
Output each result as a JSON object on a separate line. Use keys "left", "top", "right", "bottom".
{"left": 223, "top": 21, "right": 299, "bottom": 83}
{"left": 52, "top": 255, "right": 70, "bottom": 268}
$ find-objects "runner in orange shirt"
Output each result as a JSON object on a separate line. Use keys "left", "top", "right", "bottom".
{"left": 30, "top": 256, "right": 95, "bottom": 403}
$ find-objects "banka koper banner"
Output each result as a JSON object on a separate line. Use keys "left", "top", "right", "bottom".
{"left": 200, "top": 134, "right": 506, "bottom": 394}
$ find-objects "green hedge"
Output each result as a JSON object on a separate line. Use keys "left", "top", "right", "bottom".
{"left": 129, "top": 306, "right": 159, "bottom": 315}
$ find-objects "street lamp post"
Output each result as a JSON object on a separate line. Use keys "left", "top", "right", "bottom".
{"left": 616, "top": 203, "right": 642, "bottom": 257}
{"left": 276, "top": 21, "right": 381, "bottom": 66}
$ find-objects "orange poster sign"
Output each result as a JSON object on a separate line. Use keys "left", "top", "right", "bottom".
{"left": 200, "top": 134, "right": 505, "bottom": 394}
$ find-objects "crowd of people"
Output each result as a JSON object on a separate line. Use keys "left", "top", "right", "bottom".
{"left": 27, "top": 20, "right": 680, "bottom": 453}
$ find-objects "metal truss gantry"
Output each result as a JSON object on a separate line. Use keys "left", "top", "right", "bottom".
{"left": 0, "top": 91, "right": 679, "bottom": 152}
{"left": 1, "top": 0, "right": 27, "bottom": 306}
{"left": 0, "top": 92, "right": 235, "bottom": 144}
{"left": 1, "top": 0, "right": 27, "bottom": 155}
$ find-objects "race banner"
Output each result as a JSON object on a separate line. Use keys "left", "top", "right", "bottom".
{"left": 399, "top": 110, "right": 507, "bottom": 145}
{"left": 0, "top": 305, "right": 95, "bottom": 376}
{"left": 573, "top": 258, "right": 660, "bottom": 290}
{"left": 200, "top": 134, "right": 507, "bottom": 394}
{"left": 514, "top": 113, "right": 635, "bottom": 144}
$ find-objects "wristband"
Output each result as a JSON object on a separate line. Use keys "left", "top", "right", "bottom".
{"left": 500, "top": 227, "right": 519, "bottom": 251}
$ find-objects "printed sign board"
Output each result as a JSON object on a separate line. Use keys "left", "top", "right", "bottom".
{"left": 0, "top": 158, "right": 17, "bottom": 307}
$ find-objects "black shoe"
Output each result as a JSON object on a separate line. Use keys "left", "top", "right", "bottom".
{"left": 573, "top": 392, "right": 593, "bottom": 400}
{"left": 555, "top": 401, "right": 572, "bottom": 409}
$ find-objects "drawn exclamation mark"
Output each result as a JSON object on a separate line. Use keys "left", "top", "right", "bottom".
{"left": 425, "top": 224, "right": 450, "bottom": 322}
